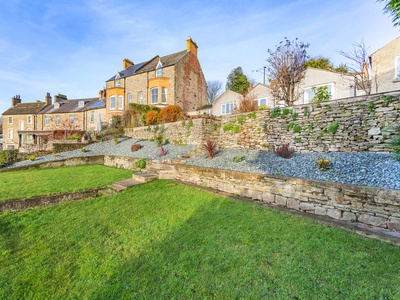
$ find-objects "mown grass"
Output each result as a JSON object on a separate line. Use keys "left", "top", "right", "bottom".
{"left": 0, "top": 180, "right": 399, "bottom": 299}
{"left": 0, "top": 165, "right": 132, "bottom": 201}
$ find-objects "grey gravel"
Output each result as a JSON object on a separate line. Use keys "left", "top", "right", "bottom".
{"left": 4, "top": 138, "right": 400, "bottom": 190}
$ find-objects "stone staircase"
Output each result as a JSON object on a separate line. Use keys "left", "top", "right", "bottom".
{"left": 99, "top": 173, "right": 159, "bottom": 195}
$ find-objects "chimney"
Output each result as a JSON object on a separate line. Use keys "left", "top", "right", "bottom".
{"left": 186, "top": 37, "right": 198, "bottom": 56}
{"left": 54, "top": 93, "right": 67, "bottom": 103}
{"left": 123, "top": 58, "right": 134, "bottom": 69}
{"left": 98, "top": 88, "right": 107, "bottom": 100}
{"left": 11, "top": 95, "right": 21, "bottom": 107}
{"left": 45, "top": 92, "right": 52, "bottom": 105}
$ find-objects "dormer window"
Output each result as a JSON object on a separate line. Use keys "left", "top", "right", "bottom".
{"left": 156, "top": 61, "right": 163, "bottom": 77}
{"left": 78, "top": 100, "right": 85, "bottom": 107}
{"left": 115, "top": 72, "right": 121, "bottom": 87}
{"left": 54, "top": 102, "right": 60, "bottom": 109}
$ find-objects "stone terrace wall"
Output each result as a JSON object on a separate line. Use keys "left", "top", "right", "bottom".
{"left": 218, "top": 93, "right": 400, "bottom": 152}
{"left": 174, "top": 164, "right": 400, "bottom": 231}
{"left": 125, "top": 117, "right": 219, "bottom": 146}
{"left": 124, "top": 93, "right": 400, "bottom": 153}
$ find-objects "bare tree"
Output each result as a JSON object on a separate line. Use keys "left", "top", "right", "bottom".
{"left": 266, "top": 37, "right": 309, "bottom": 106}
{"left": 339, "top": 40, "right": 373, "bottom": 95}
{"left": 206, "top": 80, "right": 223, "bottom": 104}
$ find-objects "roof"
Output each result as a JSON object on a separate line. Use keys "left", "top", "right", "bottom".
{"left": 40, "top": 98, "right": 103, "bottom": 114}
{"left": 2, "top": 102, "right": 47, "bottom": 115}
{"left": 107, "top": 49, "right": 188, "bottom": 81}
{"left": 370, "top": 36, "right": 400, "bottom": 57}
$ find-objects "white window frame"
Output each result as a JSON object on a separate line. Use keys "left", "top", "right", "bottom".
{"left": 70, "top": 114, "right": 75, "bottom": 125}
{"left": 304, "top": 83, "right": 334, "bottom": 104}
{"left": 115, "top": 73, "right": 121, "bottom": 87}
{"left": 138, "top": 91, "right": 143, "bottom": 104}
{"left": 151, "top": 88, "right": 158, "bottom": 104}
{"left": 19, "top": 121, "right": 24, "bottom": 130}
{"left": 8, "top": 128, "right": 13, "bottom": 139}
{"left": 156, "top": 61, "right": 163, "bottom": 77}
{"left": 128, "top": 93, "right": 132, "bottom": 104}
{"left": 395, "top": 56, "right": 400, "bottom": 80}
{"left": 110, "top": 95, "right": 116, "bottom": 110}
{"left": 256, "top": 98, "right": 267, "bottom": 107}
{"left": 45, "top": 115, "right": 50, "bottom": 126}
{"left": 27, "top": 115, "right": 32, "bottom": 124}
{"left": 56, "top": 115, "right": 60, "bottom": 126}
{"left": 221, "top": 102, "right": 234, "bottom": 115}
{"left": 8, "top": 116, "right": 13, "bottom": 124}
{"left": 90, "top": 111, "right": 95, "bottom": 123}
{"left": 118, "top": 95, "right": 123, "bottom": 109}
{"left": 161, "top": 87, "right": 167, "bottom": 104}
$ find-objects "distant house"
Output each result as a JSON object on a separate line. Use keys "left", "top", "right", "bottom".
{"left": 370, "top": 36, "right": 400, "bottom": 94}
{"left": 105, "top": 38, "right": 207, "bottom": 123}
{"left": 1, "top": 93, "right": 105, "bottom": 151}
{"left": 212, "top": 90, "right": 242, "bottom": 116}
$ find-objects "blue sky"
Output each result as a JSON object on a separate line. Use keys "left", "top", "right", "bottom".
{"left": 0, "top": 0, "right": 398, "bottom": 114}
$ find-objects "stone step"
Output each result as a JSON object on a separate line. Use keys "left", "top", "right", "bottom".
{"left": 108, "top": 183, "right": 128, "bottom": 192}
{"left": 157, "top": 169, "right": 176, "bottom": 180}
{"left": 99, "top": 189, "right": 113, "bottom": 196}
{"left": 115, "top": 178, "right": 142, "bottom": 187}
{"left": 132, "top": 173, "right": 159, "bottom": 183}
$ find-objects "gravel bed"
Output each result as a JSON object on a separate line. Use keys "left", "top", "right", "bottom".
{"left": 3, "top": 138, "right": 400, "bottom": 190}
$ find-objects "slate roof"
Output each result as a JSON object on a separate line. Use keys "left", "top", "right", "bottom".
{"left": 2, "top": 102, "right": 47, "bottom": 115}
{"left": 107, "top": 50, "right": 188, "bottom": 81}
{"left": 40, "top": 98, "right": 104, "bottom": 114}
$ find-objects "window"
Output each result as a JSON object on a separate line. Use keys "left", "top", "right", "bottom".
{"left": 70, "top": 114, "right": 75, "bottom": 125}
{"left": 304, "top": 83, "right": 334, "bottom": 104}
{"left": 257, "top": 98, "right": 267, "bottom": 107}
{"left": 78, "top": 100, "right": 85, "bottom": 107}
{"left": 6, "top": 144, "right": 15, "bottom": 150}
{"left": 45, "top": 115, "right": 50, "bottom": 126}
{"left": 56, "top": 115, "right": 60, "bottom": 126}
{"left": 110, "top": 96, "right": 116, "bottom": 109}
{"left": 138, "top": 91, "right": 143, "bottom": 104}
{"left": 128, "top": 93, "right": 132, "bottom": 104}
{"left": 19, "top": 121, "right": 24, "bottom": 130}
{"left": 161, "top": 87, "right": 167, "bottom": 104}
{"left": 115, "top": 73, "right": 121, "bottom": 87}
{"left": 156, "top": 61, "right": 163, "bottom": 77}
{"left": 221, "top": 103, "right": 234, "bottom": 115}
{"left": 27, "top": 115, "right": 32, "bottom": 124}
{"left": 8, "top": 116, "right": 13, "bottom": 124}
{"left": 90, "top": 111, "right": 95, "bottom": 123}
{"left": 8, "top": 129, "right": 13, "bottom": 139}
{"left": 396, "top": 56, "right": 400, "bottom": 80}
{"left": 118, "top": 95, "right": 123, "bottom": 109}
{"left": 151, "top": 88, "right": 158, "bottom": 104}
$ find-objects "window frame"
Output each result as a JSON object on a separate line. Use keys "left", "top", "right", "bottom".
{"left": 8, "top": 116, "right": 13, "bottom": 124}
{"left": 128, "top": 93, "right": 132, "bottom": 104}
{"left": 395, "top": 56, "right": 400, "bottom": 80}
{"left": 161, "top": 87, "right": 167, "bottom": 104}
{"left": 156, "top": 61, "right": 163, "bottom": 77}
{"left": 70, "top": 114, "right": 75, "bottom": 125}
{"left": 56, "top": 115, "right": 60, "bottom": 126}
{"left": 118, "top": 95, "right": 123, "bottom": 109}
{"left": 110, "top": 95, "right": 116, "bottom": 110}
{"left": 138, "top": 91, "right": 143, "bottom": 104}
{"left": 221, "top": 102, "right": 234, "bottom": 115}
{"left": 151, "top": 88, "right": 158, "bottom": 104}
{"left": 90, "top": 111, "right": 95, "bottom": 123}
{"left": 256, "top": 98, "right": 267, "bottom": 107}
{"left": 8, "top": 128, "right": 13, "bottom": 139}
{"left": 27, "top": 115, "right": 33, "bottom": 124}
{"left": 45, "top": 115, "right": 50, "bottom": 126}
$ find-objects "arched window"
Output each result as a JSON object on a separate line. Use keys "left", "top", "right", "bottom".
{"left": 151, "top": 88, "right": 158, "bottom": 104}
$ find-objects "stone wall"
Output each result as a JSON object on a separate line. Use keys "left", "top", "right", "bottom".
{"left": 125, "top": 117, "right": 220, "bottom": 146}
{"left": 124, "top": 92, "right": 400, "bottom": 153}
{"left": 173, "top": 164, "right": 400, "bottom": 231}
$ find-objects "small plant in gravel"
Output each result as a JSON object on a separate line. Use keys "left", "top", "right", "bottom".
{"left": 159, "top": 146, "right": 168, "bottom": 157}
{"left": 232, "top": 155, "right": 245, "bottom": 163}
{"left": 135, "top": 158, "right": 146, "bottom": 169}
{"left": 80, "top": 148, "right": 87, "bottom": 153}
{"left": 316, "top": 158, "right": 330, "bottom": 171}
{"left": 29, "top": 155, "right": 36, "bottom": 161}
{"left": 155, "top": 133, "right": 164, "bottom": 147}
{"left": 131, "top": 144, "right": 142, "bottom": 152}
{"left": 203, "top": 138, "right": 217, "bottom": 159}
{"left": 113, "top": 135, "right": 119, "bottom": 145}
{"left": 274, "top": 144, "right": 295, "bottom": 159}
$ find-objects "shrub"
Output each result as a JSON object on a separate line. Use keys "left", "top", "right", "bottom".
{"left": 68, "top": 134, "right": 81, "bottom": 140}
{"left": 29, "top": 155, "right": 36, "bottom": 161}
{"left": 281, "top": 108, "right": 290, "bottom": 118}
{"left": 131, "top": 144, "right": 142, "bottom": 152}
{"left": 159, "top": 146, "right": 167, "bottom": 157}
{"left": 327, "top": 121, "right": 339, "bottom": 134}
{"left": 155, "top": 133, "right": 164, "bottom": 147}
{"left": 0, "top": 150, "right": 18, "bottom": 167}
{"left": 80, "top": 148, "right": 87, "bottom": 153}
{"left": 160, "top": 105, "right": 183, "bottom": 123}
{"left": 232, "top": 155, "right": 245, "bottom": 163}
{"left": 270, "top": 107, "right": 281, "bottom": 118}
{"left": 316, "top": 158, "right": 330, "bottom": 171}
{"left": 258, "top": 105, "right": 268, "bottom": 111}
{"left": 311, "top": 85, "right": 332, "bottom": 107}
{"left": 203, "top": 138, "right": 217, "bottom": 159}
{"left": 234, "top": 91, "right": 257, "bottom": 113}
{"left": 223, "top": 123, "right": 234, "bottom": 132}
{"left": 146, "top": 110, "right": 160, "bottom": 125}
{"left": 293, "top": 125, "right": 302, "bottom": 134}
{"left": 135, "top": 158, "right": 146, "bottom": 169}
{"left": 274, "top": 144, "right": 295, "bottom": 159}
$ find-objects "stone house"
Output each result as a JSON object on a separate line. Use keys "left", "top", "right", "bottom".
{"left": 370, "top": 36, "right": 400, "bottom": 94}
{"left": 212, "top": 90, "right": 242, "bottom": 116}
{"left": 2, "top": 93, "right": 106, "bottom": 151}
{"left": 104, "top": 38, "right": 207, "bottom": 122}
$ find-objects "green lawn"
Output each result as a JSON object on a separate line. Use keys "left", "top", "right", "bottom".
{"left": 0, "top": 165, "right": 133, "bottom": 201}
{"left": 0, "top": 180, "right": 399, "bottom": 299}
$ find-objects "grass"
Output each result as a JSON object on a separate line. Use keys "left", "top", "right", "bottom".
{"left": 0, "top": 165, "right": 132, "bottom": 201}
{"left": 0, "top": 180, "right": 399, "bottom": 299}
